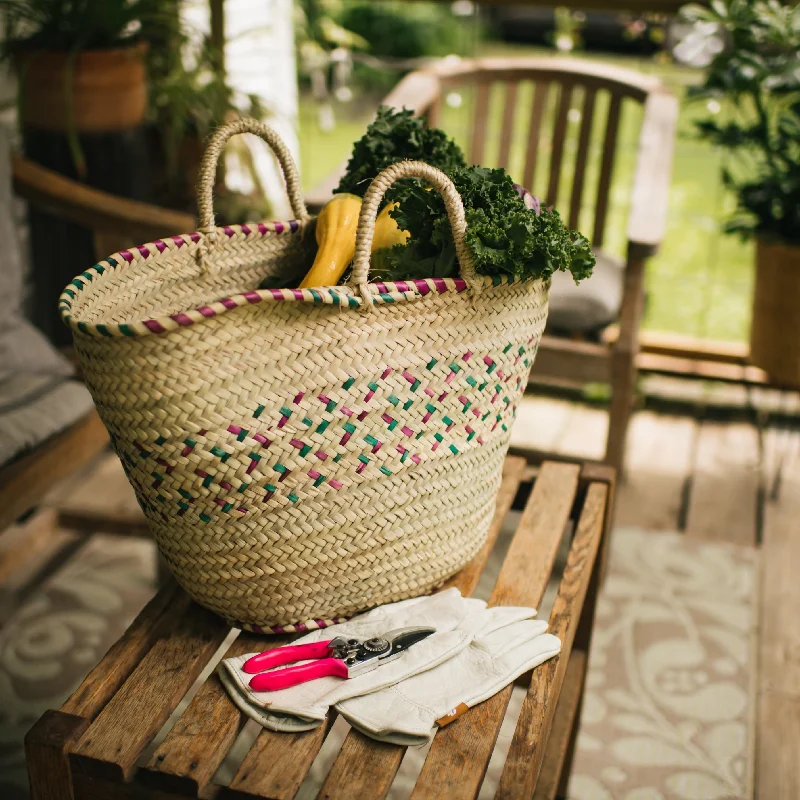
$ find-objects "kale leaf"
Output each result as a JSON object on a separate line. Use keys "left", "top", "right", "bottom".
{"left": 380, "top": 166, "right": 595, "bottom": 284}
{"left": 334, "top": 106, "right": 466, "bottom": 198}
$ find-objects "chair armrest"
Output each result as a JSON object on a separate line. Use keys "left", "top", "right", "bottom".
{"left": 12, "top": 155, "right": 196, "bottom": 241}
{"left": 304, "top": 70, "right": 441, "bottom": 213}
{"left": 626, "top": 89, "right": 679, "bottom": 260}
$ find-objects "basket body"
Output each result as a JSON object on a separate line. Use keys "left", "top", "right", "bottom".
{"left": 62, "top": 222, "right": 549, "bottom": 631}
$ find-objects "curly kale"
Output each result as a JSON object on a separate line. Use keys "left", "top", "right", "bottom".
{"left": 379, "top": 166, "right": 595, "bottom": 284}
{"left": 334, "top": 106, "right": 466, "bottom": 198}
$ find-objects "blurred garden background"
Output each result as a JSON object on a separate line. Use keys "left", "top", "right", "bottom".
{"left": 296, "top": 2, "right": 753, "bottom": 344}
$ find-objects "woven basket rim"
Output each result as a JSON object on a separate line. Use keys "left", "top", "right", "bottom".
{"left": 59, "top": 220, "right": 541, "bottom": 340}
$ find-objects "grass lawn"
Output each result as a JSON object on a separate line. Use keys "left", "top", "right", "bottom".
{"left": 297, "top": 42, "right": 754, "bottom": 343}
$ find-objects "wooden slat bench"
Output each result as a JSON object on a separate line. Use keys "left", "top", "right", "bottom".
{"left": 25, "top": 456, "right": 615, "bottom": 800}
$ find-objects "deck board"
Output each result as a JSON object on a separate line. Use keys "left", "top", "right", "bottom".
{"left": 684, "top": 420, "right": 760, "bottom": 546}
{"left": 756, "top": 424, "right": 800, "bottom": 800}
{"left": 614, "top": 411, "right": 696, "bottom": 531}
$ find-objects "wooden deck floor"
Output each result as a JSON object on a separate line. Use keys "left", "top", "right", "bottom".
{"left": 511, "top": 386, "right": 800, "bottom": 800}
{"left": 2, "top": 381, "right": 799, "bottom": 799}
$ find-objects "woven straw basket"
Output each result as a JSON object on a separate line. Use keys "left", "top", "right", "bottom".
{"left": 60, "top": 118, "right": 550, "bottom": 632}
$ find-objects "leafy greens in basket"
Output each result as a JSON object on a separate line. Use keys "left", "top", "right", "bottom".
{"left": 376, "top": 165, "right": 595, "bottom": 284}
{"left": 343, "top": 107, "right": 594, "bottom": 285}
{"left": 261, "top": 107, "right": 595, "bottom": 290}
{"left": 334, "top": 106, "right": 466, "bottom": 199}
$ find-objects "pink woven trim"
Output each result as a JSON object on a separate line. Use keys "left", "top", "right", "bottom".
{"left": 227, "top": 615, "right": 349, "bottom": 634}
{"left": 63, "top": 223, "right": 526, "bottom": 338}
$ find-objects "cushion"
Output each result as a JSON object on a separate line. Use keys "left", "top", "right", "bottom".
{"left": 546, "top": 250, "right": 625, "bottom": 335}
{"left": 0, "top": 316, "right": 94, "bottom": 467}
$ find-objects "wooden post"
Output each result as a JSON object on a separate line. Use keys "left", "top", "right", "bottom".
{"left": 25, "top": 710, "right": 89, "bottom": 800}
{"left": 605, "top": 251, "right": 646, "bottom": 479}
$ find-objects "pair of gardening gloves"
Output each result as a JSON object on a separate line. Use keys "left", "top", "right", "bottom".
{"left": 219, "top": 588, "right": 561, "bottom": 745}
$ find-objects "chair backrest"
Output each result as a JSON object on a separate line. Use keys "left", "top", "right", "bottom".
{"left": 11, "top": 155, "right": 196, "bottom": 259}
{"left": 418, "top": 58, "right": 664, "bottom": 252}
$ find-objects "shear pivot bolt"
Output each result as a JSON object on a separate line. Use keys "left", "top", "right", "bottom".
{"left": 363, "top": 637, "right": 390, "bottom": 653}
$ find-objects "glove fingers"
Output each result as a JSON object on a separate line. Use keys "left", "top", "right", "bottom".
{"left": 467, "top": 605, "right": 537, "bottom": 638}
{"left": 495, "top": 633, "right": 562, "bottom": 677}
{"left": 479, "top": 619, "right": 549, "bottom": 657}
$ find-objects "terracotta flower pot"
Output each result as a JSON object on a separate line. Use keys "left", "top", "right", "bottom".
{"left": 749, "top": 236, "right": 800, "bottom": 386}
{"left": 15, "top": 42, "right": 147, "bottom": 133}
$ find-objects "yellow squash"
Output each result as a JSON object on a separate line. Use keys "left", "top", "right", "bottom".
{"left": 371, "top": 202, "right": 409, "bottom": 252}
{"left": 300, "top": 193, "right": 362, "bottom": 288}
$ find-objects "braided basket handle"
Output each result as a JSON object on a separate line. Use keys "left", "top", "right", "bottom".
{"left": 197, "top": 118, "right": 310, "bottom": 233}
{"left": 349, "top": 161, "right": 479, "bottom": 304}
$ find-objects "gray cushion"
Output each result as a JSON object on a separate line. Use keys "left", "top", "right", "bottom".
{"left": 546, "top": 250, "right": 625, "bottom": 334}
{"left": 0, "top": 316, "right": 94, "bottom": 467}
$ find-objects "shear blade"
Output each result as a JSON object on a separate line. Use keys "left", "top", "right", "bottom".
{"left": 384, "top": 626, "right": 436, "bottom": 656}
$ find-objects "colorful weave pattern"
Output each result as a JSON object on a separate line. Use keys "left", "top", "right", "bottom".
{"left": 60, "top": 121, "right": 550, "bottom": 631}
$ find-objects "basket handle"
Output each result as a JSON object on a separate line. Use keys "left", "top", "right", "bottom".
{"left": 349, "top": 160, "right": 479, "bottom": 304}
{"left": 197, "top": 118, "right": 310, "bottom": 234}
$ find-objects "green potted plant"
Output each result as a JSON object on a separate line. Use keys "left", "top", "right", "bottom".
{"left": 1, "top": 0, "right": 170, "bottom": 175}
{"left": 146, "top": 21, "right": 273, "bottom": 222}
{"left": 679, "top": 0, "right": 800, "bottom": 384}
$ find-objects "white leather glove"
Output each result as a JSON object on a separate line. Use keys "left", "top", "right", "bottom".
{"left": 219, "top": 593, "right": 536, "bottom": 733}
{"left": 336, "top": 618, "right": 562, "bottom": 746}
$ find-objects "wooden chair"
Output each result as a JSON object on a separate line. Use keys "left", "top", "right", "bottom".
{"left": 12, "top": 154, "right": 195, "bottom": 267}
{"left": 307, "top": 57, "right": 678, "bottom": 478}
{"left": 0, "top": 157, "right": 195, "bottom": 572}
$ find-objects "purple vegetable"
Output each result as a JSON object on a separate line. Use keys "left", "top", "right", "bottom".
{"left": 513, "top": 183, "right": 542, "bottom": 216}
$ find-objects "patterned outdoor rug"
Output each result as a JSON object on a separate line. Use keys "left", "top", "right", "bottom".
{"left": 0, "top": 536, "right": 156, "bottom": 798}
{"left": 563, "top": 528, "right": 759, "bottom": 800}
{"left": 0, "top": 527, "right": 757, "bottom": 799}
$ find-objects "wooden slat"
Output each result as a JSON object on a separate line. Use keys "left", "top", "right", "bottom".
{"left": 759, "top": 425, "right": 800, "bottom": 697}
{"left": 316, "top": 728, "right": 407, "bottom": 800}
{"left": 450, "top": 2, "right": 690, "bottom": 16}
{"left": 316, "top": 457, "right": 527, "bottom": 800}
{"left": 757, "top": 426, "right": 800, "bottom": 800}
{"left": 431, "top": 57, "right": 659, "bottom": 105}
{"left": 531, "top": 651, "right": 588, "bottom": 800}
{"left": 603, "top": 326, "right": 752, "bottom": 366}
{"left": 592, "top": 92, "right": 621, "bottom": 249}
{"left": 470, "top": 81, "right": 491, "bottom": 165}
{"left": 522, "top": 81, "right": 548, "bottom": 192}
{"left": 62, "top": 584, "right": 184, "bottom": 720}
{"left": 0, "top": 410, "right": 109, "bottom": 532}
{"left": 409, "top": 463, "right": 581, "bottom": 800}
{"left": 441, "top": 455, "right": 526, "bottom": 595}
{"left": 546, "top": 82, "right": 573, "bottom": 208}
{"left": 489, "top": 462, "right": 581, "bottom": 608}
{"left": 222, "top": 716, "right": 335, "bottom": 800}
{"left": 757, "top": 691, "right": 800, "bottom": 800}
{"left": 0, "top": 508, "right": 58, "bottom": 582}
{"left": 568, "top": 88, "right": 597, "bottom": 230}
{"left": 13, "top": 154, "right": 195, "bottom": 240}
{"left": 638, "top": 351, "right": 770, "bottom": 386}
{"left": 615, "top": 411, "right": 697, "bottom": 531}
{"left": 497, "top": 482, "right": 608, "bottom": 800}
{"left": 70, "top": 601, "right": 231, "bottom": 781}
{"left": 626, "top": 90, "right": 679, "bottom": 251}
{"left": 140, "top": 630, "right": 275, "bottom": 796}
{"left": 684, "top": 421, "right": 759, "bottom": 545}
{"left": 498, "top": 82, "right": 518, "bottom": 171}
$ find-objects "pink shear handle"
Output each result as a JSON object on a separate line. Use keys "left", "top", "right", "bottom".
{"left": 249, "top": 658, "right": 348, "bottom": 691}
{"left": 242, "top": 640, "right": 333, "bottom": 674}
